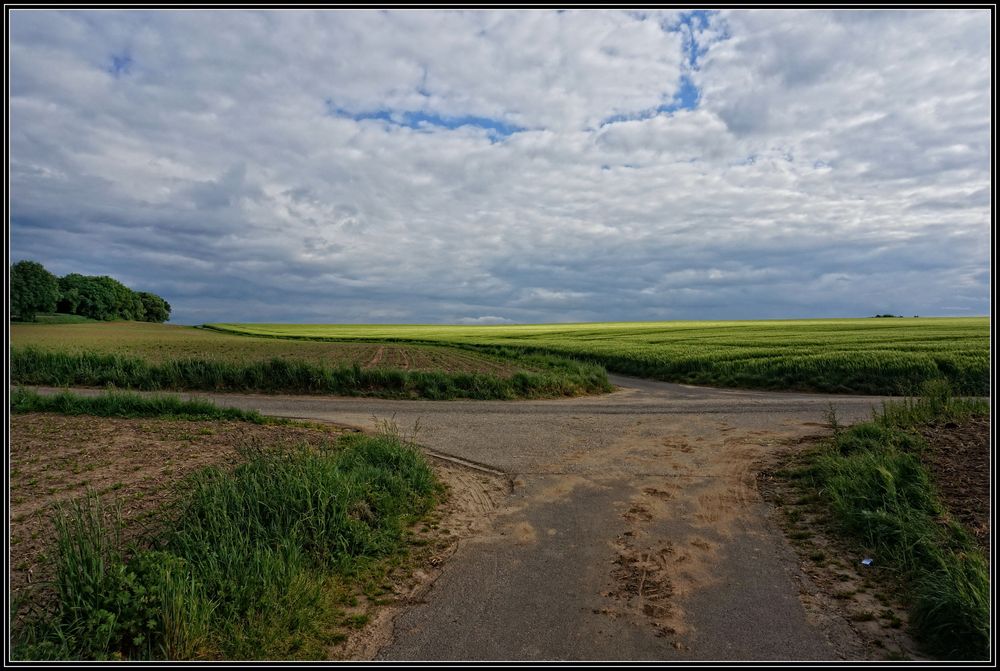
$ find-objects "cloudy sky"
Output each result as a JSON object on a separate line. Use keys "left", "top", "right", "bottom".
{"left": 8, "top": 9, "right": 991, "bottom": 324}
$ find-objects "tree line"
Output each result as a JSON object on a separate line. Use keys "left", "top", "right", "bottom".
{"left": 10, "top": 260, "right": 171, "bottom": 323}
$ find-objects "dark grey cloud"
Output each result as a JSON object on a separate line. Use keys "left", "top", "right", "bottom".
{"left": 9, "top": 9, "right": 991, "bottom": 324}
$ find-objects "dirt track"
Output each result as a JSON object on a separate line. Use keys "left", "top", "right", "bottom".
{"left": 33, "top": 376, "right": 891, "bottom": 661}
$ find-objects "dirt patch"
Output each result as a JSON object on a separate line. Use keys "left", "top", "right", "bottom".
{"left": 624, "top": 504, "right": 653, "bottom": 523}
{"left": 642, "top": 487, "right": 673, "bottom": 501}
{"left": 9, "top": 413, "right": 351, "bottom": 607}
{"left": 607, "top": 535, "right": 676, "bottom": 633}
{"left": 915, "top": 416, "right": 990, "bottom": 550}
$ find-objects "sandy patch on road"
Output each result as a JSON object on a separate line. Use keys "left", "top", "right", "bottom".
{"left": 591, "top": 422, "right": 799, "bottom": 644}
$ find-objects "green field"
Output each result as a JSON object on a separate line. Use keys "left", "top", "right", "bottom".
{"left": 207, "top": 317, "right": 990, "bottom": 396}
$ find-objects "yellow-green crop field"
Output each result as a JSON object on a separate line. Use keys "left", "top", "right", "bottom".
{"left": 207, "top": 317, "right": 990, "bottom": 395}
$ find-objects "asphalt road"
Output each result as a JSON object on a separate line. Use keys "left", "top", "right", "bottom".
{"left": 33, "top": 377, "right": 888, "bottom": 661}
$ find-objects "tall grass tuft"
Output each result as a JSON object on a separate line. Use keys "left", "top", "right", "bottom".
{"left": 877, "top": 379, "right": 989, "bottom": 428}
{"left": 13, "top": 493, "right": 212, "bottom": 661}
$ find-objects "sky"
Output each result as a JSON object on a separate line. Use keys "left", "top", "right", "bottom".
{"left": 8, "top": 9, "right": 992, "bottom": 325}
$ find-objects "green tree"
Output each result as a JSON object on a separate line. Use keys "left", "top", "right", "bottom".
{"left": 57, "top": 273, "right": 170, "bottom": 322}
{"left": 136, "top": 291, "right": 171, "bottom": 323}
{"left": 57, "top": 274, "right": 130, "bottom": 321}
{"left": 58, "top": 274, "right": 104, "bottom": 320}
{"left": 11, "top": 260, "right": 60, "bottom": 321}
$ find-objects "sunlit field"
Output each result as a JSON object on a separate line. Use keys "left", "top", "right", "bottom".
{"left": 208, "top": 317, "right": 990, "bottom": 395}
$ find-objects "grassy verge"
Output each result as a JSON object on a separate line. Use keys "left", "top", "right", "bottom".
{"left": 789, "top": 381, "right": 989, "bottom": 659}
{"left": 10, "top": 388, "right": 267, "bottom": 424}
{"left": 11, "top": 428, "right": 440, "bottom": 660}
{"left": 14, "top": 313, "right": 98, "bottom": 324}
{"left": 11, "top": 347, "right": 611, "bottom": 400}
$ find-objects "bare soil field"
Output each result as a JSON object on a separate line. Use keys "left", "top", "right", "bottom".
{"left": 916, "top": 417, "right": 990, "bottom": 550}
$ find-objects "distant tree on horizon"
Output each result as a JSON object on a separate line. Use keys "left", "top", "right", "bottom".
{"left": 11, "top": 260, "right": 60, "bottom": 321}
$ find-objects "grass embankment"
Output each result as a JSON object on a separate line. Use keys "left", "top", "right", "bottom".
{"left": 208, "top": 318, "right": 989, "bottom": 396}
{"left": 11, "top": 388, "right": 267, "bottom": 423}
{"left": 11, "top": 406, "right": 440, "bottom": 660}
{"left": 10, "top": 347, "right": 611, "bottom": 400}
{"left": 789, "top": 382, "right": 989, "bottom": 659}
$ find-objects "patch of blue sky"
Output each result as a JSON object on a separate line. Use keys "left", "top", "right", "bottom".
{"left": 325, "top": 100, "right": 523, "bottom": 140}
{"left": 108, "top": 51, "right": 132, "bottom": 77}
{"left": 662, "top": 75, "right": 700, "bottom": 112}
{"left": 598, "top": 74, "right": 701, "bottom": 127}
{"left": 665, "top": 10, "right": 728, "bottom": 69}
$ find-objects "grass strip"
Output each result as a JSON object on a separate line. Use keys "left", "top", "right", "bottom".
{"left": 11, "top": 347, "right": 612, "bottom": 399}
{"left": 11, "top": 428, "right": 439, "bottom": 660}
{"left": 10, "top": 387, "right": 267, "bottom": 424}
